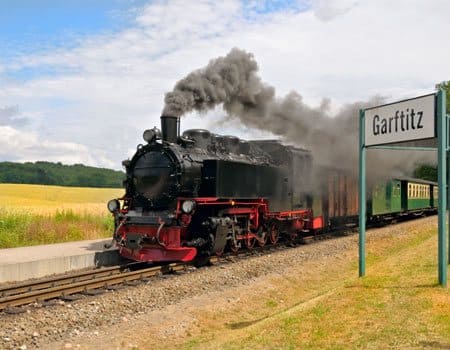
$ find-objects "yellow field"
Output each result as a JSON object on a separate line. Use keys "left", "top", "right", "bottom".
{"left": 0, "top": 183, "right": 124, "bottom": 215}
{"left": 0, "top": 184, "right": 124, "bottom": 248}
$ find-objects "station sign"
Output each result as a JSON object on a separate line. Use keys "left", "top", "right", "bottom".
{"left": 364, "top": 93, "right": 436, "bottom": 146}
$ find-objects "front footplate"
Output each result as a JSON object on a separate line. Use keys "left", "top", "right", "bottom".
{"left": 119, "top": 246, "right": 197, "bottom": 263}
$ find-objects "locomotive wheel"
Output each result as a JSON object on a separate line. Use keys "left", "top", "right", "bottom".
{"left": 245, "top": 234, "right": 256, "bottom": 249}
{"left": 269, "top": 223, "right": 279, "bottom": 244}
{"left": 229, "top": 237, "right": 240, "bottom": 253}
{"left": 257, "top": 229, "right": 268, "bottom": 247}
{"left": 193, "top": 254, "right": 211, "bottom": 268}
{"left": 215, "top": 247, "right": 224, "bottom": 257}
{"left": 287, "top": 231, "right": 297, "bottom": 243}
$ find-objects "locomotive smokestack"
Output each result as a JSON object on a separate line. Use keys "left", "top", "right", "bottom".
{"left": 160, "top": 115, "right": 179, "bottom": 143}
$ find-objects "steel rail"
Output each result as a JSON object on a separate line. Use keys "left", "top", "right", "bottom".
{"left": 0, "top": 263, "right": 185, "bottom": 311}
{"left": 0, "top": 265, "right": 130, "bottom": 298}
{"left": 0, "top": 245, "right": 284, "bottom": 311}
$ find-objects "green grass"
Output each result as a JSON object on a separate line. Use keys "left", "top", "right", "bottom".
{"left": 265, "top": 300, "right": 278, "bottom": 308}
{"left": 0, "top": 209, "right": 113, "bottom": 248}
{"left": 163, "top": 221, "right": 450, "bottom": 350}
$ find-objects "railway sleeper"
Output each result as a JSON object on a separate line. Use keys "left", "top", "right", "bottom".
{"left": 83, "top": 289, "right": 105, "bottom": 296}
{"left": 60, "top": 294, "right": 84, "bottom": 301}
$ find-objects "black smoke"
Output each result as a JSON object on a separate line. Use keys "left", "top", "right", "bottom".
{"left": 163, "top": 48, "right": 435, "bottom": 179}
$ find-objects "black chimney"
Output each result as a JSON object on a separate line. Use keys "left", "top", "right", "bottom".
{"left": 160, "top": 115, "right": 178, "bottom": 143}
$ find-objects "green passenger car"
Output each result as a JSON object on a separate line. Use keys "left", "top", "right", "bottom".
{"left": 370, "top": 179, "right": 402, "bottom": 215}
{"left": 432, "top": 185, "right": 438, "bottom": 208}
{"left": 406, "top": 180, "right": 433, "bottom": 210}
{"left": 369, "top": 178, "right": 438, "bottom": 217}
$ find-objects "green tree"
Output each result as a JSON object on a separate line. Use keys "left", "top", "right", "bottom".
{"left": 414, "top": 164, "right": 437, "bottom": 182}
{"left": 0, "top": 161, "right": 124, "bottom": 188}
{"left": 437, "top": 80, "right": 450, "bottom": 112}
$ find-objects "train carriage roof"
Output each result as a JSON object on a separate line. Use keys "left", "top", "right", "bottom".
{"left": 394, "top": 177, "right": 438, "bottom": 186}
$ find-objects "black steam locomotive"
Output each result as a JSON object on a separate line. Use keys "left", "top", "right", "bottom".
{"left": 107, "top": 115, "right": 322, "bottom": 264}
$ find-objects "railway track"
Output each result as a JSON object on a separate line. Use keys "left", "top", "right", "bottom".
{"left": 0, "top": 242, "right": 297, "bottom": 313}
{"left": 0, "top": 263, "right": 186, "bottom": 312}
{"left": 0, "top": 221, "right": 386, "bottom": 313}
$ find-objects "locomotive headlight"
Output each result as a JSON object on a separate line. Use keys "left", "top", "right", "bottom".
{"left": 143, "top": 129, "right": 156, "bottom": 143}
{"left": 181, "top": 200, "right": 196, "bottom": 214}
{"left": 107, "top": 199, "right": 120, "bottom": 213}
{"left": 143, "top": 127, "right": 161, "bottom": 143}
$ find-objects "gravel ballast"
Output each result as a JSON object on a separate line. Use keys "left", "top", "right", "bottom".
{"left": 0, "top": 217, "right": 437, "bottom": 349}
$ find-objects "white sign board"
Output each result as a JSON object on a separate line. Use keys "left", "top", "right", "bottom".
{"left": 364, "top": 94, "right": 436, "bottom": 146}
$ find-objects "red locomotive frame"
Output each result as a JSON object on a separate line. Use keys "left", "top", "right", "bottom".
{"left": 115, "top": 197, "right": 324, "bottom": 263}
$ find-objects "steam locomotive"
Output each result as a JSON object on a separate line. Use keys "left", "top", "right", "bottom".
{"left": 107, "top": 115, "right": 324, "bottom": 264}
{"left": 107, "top": 115, "right": 438, "bottom": 265}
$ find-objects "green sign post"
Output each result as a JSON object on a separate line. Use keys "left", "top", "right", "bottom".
{"left": 359, "top": 89, "right": 448, "bottom": 287}
{"left": 358, "top": 109, "right": 366, "bottom": 278}
{"left": 437, "top": 89, "right": 447, "bottom": 286}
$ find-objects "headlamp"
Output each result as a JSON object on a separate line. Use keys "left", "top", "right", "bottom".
{"left": 181, "top": 200, "right": 196, "bottom": 214}
{"left": 143, "top": 129, "right": 156, "bottom": 143}
{"left": 107, "top": 199, "right": 120, "bottom": 213}
{"left": 143, "top": 127, "right": 161, "bottom": 143}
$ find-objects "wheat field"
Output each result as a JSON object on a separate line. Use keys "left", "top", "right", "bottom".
{"left": 0, "top": 184, "right": 124, "bottom": 248}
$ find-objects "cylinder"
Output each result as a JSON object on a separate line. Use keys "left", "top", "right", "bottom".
{"left": 160, "top": 115, "right": 178, "bottom": 143}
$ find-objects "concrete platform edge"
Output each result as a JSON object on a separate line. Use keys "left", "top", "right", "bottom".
{"left": 0, "top": 250, "right": 120, "bottom": 283}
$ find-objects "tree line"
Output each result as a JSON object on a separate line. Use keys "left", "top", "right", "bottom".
{"left": 411, "top": 81, "right": 450, "bottom": 183}
{"left": 413, "top": 164, "right": 437, "bottom": 182}
{"left": 0, "top": 161, "right": 124, "bottom": 188}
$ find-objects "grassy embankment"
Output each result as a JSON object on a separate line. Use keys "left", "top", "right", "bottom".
{"left": 170, "top": 219, "right": 449, "bottom": 349}
{"left": 0, "top": 184, "right": 123, "bottom": 248}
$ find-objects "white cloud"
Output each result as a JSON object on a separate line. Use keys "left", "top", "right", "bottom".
{"left": 0, "top": 126, "right": 115, "bottom": 167}
{"left": 312, "top": 0, "right": 359, "bottom": 21}
{"left": 0, "top": 0, "right": 449, "bottom": 169}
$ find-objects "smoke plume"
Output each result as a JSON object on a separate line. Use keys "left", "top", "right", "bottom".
{"left": 163, "top": 48, "right": 435, "bottom": 181}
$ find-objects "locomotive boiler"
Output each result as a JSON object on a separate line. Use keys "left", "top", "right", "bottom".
{"left": 107, "top": 115, "right": 322, "bottom": 264}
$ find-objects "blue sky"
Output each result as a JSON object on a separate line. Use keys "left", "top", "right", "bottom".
{"left": 0, "top": 0, "right": 308, "bottom": 73}
{"left": 0, "top": 0, "right": 448, "bottom": 168}
{"left": 0, "top": 0, "right": 134, "bottom": 64}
